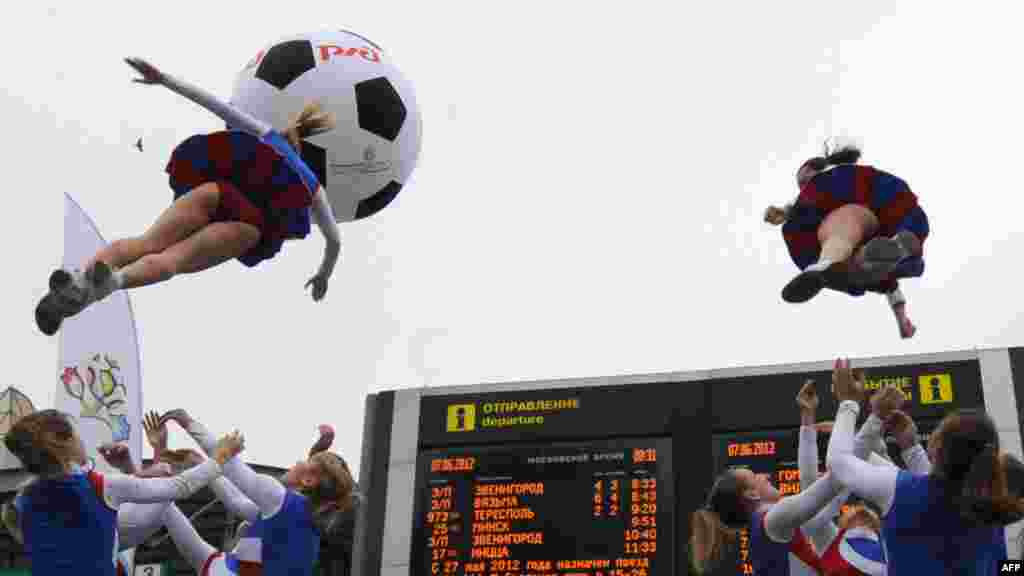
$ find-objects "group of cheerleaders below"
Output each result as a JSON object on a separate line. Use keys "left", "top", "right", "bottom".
{"left": 692, "top": 359, "right": 1024, "bottom": 575}
{"left": 1, "top": 407, "right": 355, "bottom": 576}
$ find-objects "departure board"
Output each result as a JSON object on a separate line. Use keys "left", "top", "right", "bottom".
{"left": 709, "top": 424, "right": 936, "bottom": 576}
{"left": 411, "top": 438, "right": 673, "bottom": 576}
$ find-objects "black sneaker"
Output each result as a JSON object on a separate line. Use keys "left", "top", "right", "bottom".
{"left": 782, "top": 269, "right": 826, "bottom": 303}
{"left": 861, "top": 235, "right": 913, "bottom": 274}
{"left": 35, "top": 293, "right": 64, "bottom": 335}
{"left": 47, "top": 268, "right": 90, "bottom": 317}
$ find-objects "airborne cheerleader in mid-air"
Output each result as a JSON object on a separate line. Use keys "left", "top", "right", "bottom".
{"left": 764, "top": 142, "right": 930, "bottom": 338}
{"left": 35, "top": 57, "right": 342, "bottom": 335}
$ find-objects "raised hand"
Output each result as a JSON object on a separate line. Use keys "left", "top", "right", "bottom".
{"left": 885, "top": 410, "right": 919, "bottom": 450}
{"left": 764, "top": 205, "right": 788, "bottom": 225}
{"left": 143, "top": 410, "right": 168, "bottom": 455}
{"left": 124, "top": 57, "right": 164, "bottom": 85}
{"left": 870, "top": 385, "right": 906, "bottom": 420}
{"left": 213, "top": 431, "right": 245, "bottom": 465}
{"left": 305, "top": 273, "right": 329, "bottom": 302}
{"left": 830, "top": 358, "right": 865, "bottom": 404}
{"left": 796, "top": 380, "right": 819, "bottom": 413}
{"left": 97, "top": 443, "right": 134, "bottom": 474}
{"left": 309, "top": 424, "right": 336, "bottom": 457}
{"left": 137, "top": 462, "right": 174, "bottom": 478}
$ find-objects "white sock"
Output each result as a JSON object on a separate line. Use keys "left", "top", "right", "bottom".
{"left": 805, "top": 257, "right": 833, "bottom": 274}
{"left": 92, "top": 269, "right": 125, "bottom": 301}
{"left": 886, "top": 288, "right": 906, "bottom": 308}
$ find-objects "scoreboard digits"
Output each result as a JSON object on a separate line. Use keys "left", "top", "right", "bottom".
{"left": 413, "top": 438, "right": 673, "bottom": 576}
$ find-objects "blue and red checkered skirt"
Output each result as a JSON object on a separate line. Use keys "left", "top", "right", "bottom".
{"left": 165, "top": 130, "right": 313, "bottom": 267}
{"left": 781, "top": 164, "right": 930, "bottom": 296}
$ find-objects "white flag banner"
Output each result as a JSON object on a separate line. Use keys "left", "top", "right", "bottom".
{"left": 56, "top": 193, "right": 144, "bottom": 474}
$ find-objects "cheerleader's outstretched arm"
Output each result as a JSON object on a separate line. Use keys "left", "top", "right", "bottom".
{"left": 826, "top": 400, "right": 899, "bottom": 516}
{"left": 168, "top": 411, "right": 271, "bottom": 519}
{"left": 125, "top": 57, "right": 272, "bottom": 138}
{"left": 105, "top": 430, "right": 242, "bottom": 506}
{"left": 311, "top": 187, "right": 341, "bottom": 280}
{"left": 118, "top": 502, "right": 170, "bottom": 549}
{"left": 104, "top": 458, "right": 223, "bottom": 505}
{"left": 161, "top": 503, "right": 218, "bottom": 571}
{"left": 798, "top": 424, "right": 843, "bottom": 551}
{"left": 221, "top": 456, "right": 287, "bottom": 518}
{"left": 764, "top": 473, "right": 842, "bottom": 543}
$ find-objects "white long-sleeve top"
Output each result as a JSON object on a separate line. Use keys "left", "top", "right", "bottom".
{"left": 185, "top": 420, "right": 287, "bottom": 519}
{"left": 160, "top": 70, "right": 341, "bottom": 276}
{"left": 825, "top": 401, "right": 930, "bottom": 516}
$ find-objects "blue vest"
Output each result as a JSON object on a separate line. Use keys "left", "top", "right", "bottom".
{"left": 883, "top": 471, "right": 1005, "bottom": 575}
{"left": 251, "top": 489, "right": 320, "bottom": 575}
{"left": 17, "top": 470, "right": 118, "bottom": 575}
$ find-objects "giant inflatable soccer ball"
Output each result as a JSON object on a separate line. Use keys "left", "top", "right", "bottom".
{"left": 231, "top": 30, "right": 421, "bottom": 222}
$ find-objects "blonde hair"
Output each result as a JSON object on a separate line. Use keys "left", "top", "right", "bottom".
{"left": 284, "top": 101, "right": 336, "bottom": 151}
{"left": 3, "top": 410, "right": 80, "bottom": 476}
{"left": 304, "top": 451, "right": 357, "bottom": 514}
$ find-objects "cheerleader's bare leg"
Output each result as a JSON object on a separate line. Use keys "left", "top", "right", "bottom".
{"left": 115, "top": 220, "right": 260, "bottom": 288}
{"left": 161, "top": 503, "right": 219, "bottom": 573}
{"left": 88, "top": 182, "right": 222, "bottom": 272}
{"left": 40, "top": 203, "right": 259, "bottom": 331}
{"left": 783, "top": 205, "right": 879, "bottom": 303}
{"left": 886, "top": 287, "right": 916, "bottom": 339}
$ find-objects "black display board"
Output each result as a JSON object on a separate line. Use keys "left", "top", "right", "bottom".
{"left": 411, "top": 438, "right": 674, "bottom": 576}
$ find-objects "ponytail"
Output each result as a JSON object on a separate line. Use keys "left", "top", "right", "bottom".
{"left": 690, "top": 508, "right": 737, "bottom": 574}
{"left": 958, "top": 446, "right": 1024, "bottom": 526}
{"left": 824, "top": 143, "right": 862, "bottom": 166}
{"left": 284, "top": 101, "right": 336, "bottom": 152}
{"left": 800, "top": 141, "right": 863, "bottom": 175}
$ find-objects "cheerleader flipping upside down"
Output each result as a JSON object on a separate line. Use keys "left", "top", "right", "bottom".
{"left": 764, "top": 143, "right": 930, "bottom": 338}
{"left": 35, "top": 56, "right": 342, "bottom": 335}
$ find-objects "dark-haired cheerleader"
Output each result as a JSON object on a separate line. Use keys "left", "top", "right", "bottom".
{"left": 827, "top": 359, "right": 1024, "bottom": 575}
{"left": 764, "top": 143, "right": 929, "bottom": 338}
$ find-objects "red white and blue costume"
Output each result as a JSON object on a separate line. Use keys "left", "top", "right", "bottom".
{"left": 165, "top": 130, "right": 319, "bottom": 267}
{"left": 796, "top": 418, "right": 896, "bottom": 576}
{"left": 161, "top": 420, "right": 320, "bottom": 575}
{"left": 828, "top": 401, "right": 1009, "bottom": 575}
{"left": 782, "top": 164, "right": 929, "bottom": 296}
{"left": 13, "top": 460, "right": 220, "bottom": 575}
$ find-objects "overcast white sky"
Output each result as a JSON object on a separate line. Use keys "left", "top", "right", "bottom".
{"left": 1, "top": 2, "right": 1022, "bottom": 476}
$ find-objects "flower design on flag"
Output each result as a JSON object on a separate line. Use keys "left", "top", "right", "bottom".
{"left": 110, "top": 414, "right": 130, "bottom": 443}
{"left": 60, "top": 354, "right": 130, "bottom": 442}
